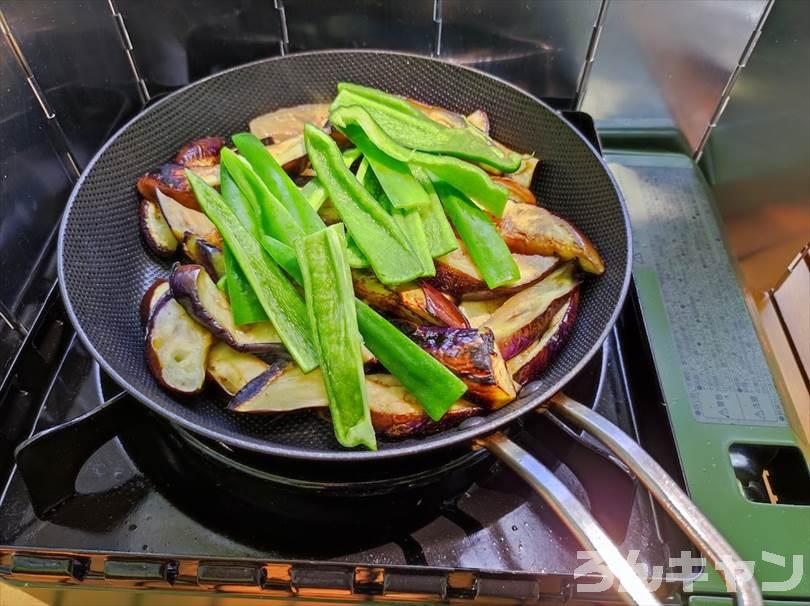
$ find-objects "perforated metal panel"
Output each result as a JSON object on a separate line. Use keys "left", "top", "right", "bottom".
{"left": 59, "top": 51, "right": 630, "bottom": 460}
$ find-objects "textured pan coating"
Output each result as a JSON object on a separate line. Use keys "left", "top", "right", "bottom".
{"left": 58, "top": 50, "right": 631, "bottom": 460}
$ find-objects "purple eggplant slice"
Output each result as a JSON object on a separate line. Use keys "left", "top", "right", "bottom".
{"left": 482, "top": 263, "right": 580, "bottom": 360}
{"left": 497, "top": 201, "right": 604, "bottom": 274}
{"left": 181, "top": 233, "right": 225, "bottom": 281}
{"left": 459, "top": 298, "right": 506, "bottom": 328}
{"left": 466, "top": 109, "right": 490, "bottom": 134}
{"left": 206, "top": 341, "right": 270, "bottom": 396}
{"left": 352, "top": 270, "right": 469, "bottom": 328}
{"left": 508, "top": 289, "right": 579, "bottom": 385}
{"left": 229, "top": 361, "right": 328, "bottom": 413}
{"left": 140, "top": 279, "right": 171, "bottom": 325}
{"left": 156, "top": 189, "right": 222, "bottom": 247}
{"left": 145, "top": 296, "right": 213, "bottom": 395}
{"left": 169, "top": 264, "right": 283, "bottom": 353}
{"left": 430, "top": 241, "right": 558, "bottom": 300}
{"left": 401, "top": 325, "right": 516, "bottom": 409}
{"left": 249, "top": 103, "right": 330, "bottom": 143}
{"left": 139, "top": 198, "right": 179, "bottom": 257}
{"left": 175, "top": 136, "right": 225, "bottom": 167}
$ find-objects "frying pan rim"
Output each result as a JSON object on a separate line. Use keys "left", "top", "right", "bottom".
{"left": 57, "top": 49, "right": 632, "bottom": 461}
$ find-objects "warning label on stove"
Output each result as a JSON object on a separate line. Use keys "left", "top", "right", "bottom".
{"left": 608, "top": 156, "right": 786, "bottom": 427}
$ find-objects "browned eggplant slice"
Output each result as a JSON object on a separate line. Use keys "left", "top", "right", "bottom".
{"left": 249, "top": 103, "right": 331, "bottom": 143}
{"left": 137, "top": 163, "right": 219, "bottom": 210}
{"left": 492, "top": 176, "right": 536, "bottom": 205}
{"left": 181, "top": 233, "right": 225, "bottom": 281}
{"left": 145, "top": 296, "right": 213, "bottom": 394}
{"left": 139, "top": 198, "right": 178, "bottom": 257}
{"left": 352, "top": 270, "right": 469, "bottom": 328}
{"left": 266, "top": 134, "right": 309, "bottom": 176}
{"left": 175, "top": 136, "right": 226, "bottom": 167}
{"left": 482, "top": 263, "right": 580, "bottom": 360}
{"left": 401, "top": 325, "right": 516, "bottom": 409}
{"left": 509, "top": 155, "right": 539, "bottom": 189}
{"left": 407, "top": 98, "right": 467, "bottom": 128}
{"left": 466, "top": 109, "right": 490, "bottom": 134}
{"left": 229, "top": 361, "right": 328, "bottom": 413}
{"left": 206, "top": 341, "right": 270, "bottom": 396}
{"left": 459, "top": 298, "right": 506, "bottom": 328}
{"left": 140, "top": 279, "right": 171, "bottom": 325}
{"left": 156, "top": 189, "right": 222, "bottom": 247}
{"left": 497, "top": 201, "right": 604, "bottom": 274}
{"left": 508, "top": 288, "right": 579, "bottom": 385}
{"left": 430, "top": 241, "right": 558, "bottom": 300}
{"left": 169, "top": 264, "right": 283, "bottom": 353}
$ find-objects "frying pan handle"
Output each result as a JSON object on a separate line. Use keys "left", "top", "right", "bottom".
{"left": 548, "top": 393, "right": 763, "bottom": 606}
{"left": 14, "top": 392, "right": 141, "bottom": 518}
{"left": 478, "top": 432, "right": 661, "bottom": 606}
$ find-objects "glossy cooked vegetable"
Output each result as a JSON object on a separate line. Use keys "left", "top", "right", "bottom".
{"left": 411, "top": 167, "right": 458, "bottom": 258}
{"left": 233, "top": 132, "right": 326, "bottom": 234}
{"left": 297, "top": 224, "right": 376, "bottom": 450}
{"left": 139, "top": 198, "right": 178, "bottom": 257}
{"left": 304, "top": 124, "right": 423, "bottom": 285}
{"left": 434, "top": 181, "right": 520, "bottom": 289}
{"left": 155, "top": 189, "right": 222, "bottom": 246}
{"left": 206, "top": 341, "right": 270, "bottom": 396}
{"left": 329, "top": 106, "right": 509, "bottom": 216}
{"left": 302, "top": 147, "right": 362, "bottom": 211}
{"left": 332, "top": 84, "right": 521, "bottom": 173}
{"left": 187, "top": 170, "right": 319, "bottom": 372}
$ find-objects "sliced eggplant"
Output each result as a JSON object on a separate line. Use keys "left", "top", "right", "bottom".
{"left": 175, "top": 136, "right": 226, "bottom": 167}
{"left": 145, "top": 296, "right": 213, "bottom": 394}
{"left": 140, "top": 279, "right": 171, "bottom": 325}
{"left": 430, "top": 240, "right": 558, "bottom": 300}
{"left": 169, "top": 264, "right": 284, "bottom": 353}
{"left": 137, "top": 163, "right": 219, "bottom": 210}
{"left": 181, "top": 233, "right": 225, "bottom": 281}
{"left": 483, "top": 263, "right": 580, "bottom": 360}
{"left": 352, "top": 270, "right": 469, "bottom": 328}
{"left": 508, "top": 288, "right": 579, "bottom": 385}
{"left": 509, "top": 155, "right": 539, "bottom": 189}
{"left": 497, "top": 200, "right": 604, "bottom": 274}
{"left": 459, "top": 298, "right": 506, "bottom": 328}
{"left": 365, "top": 374, "right": 484, "bottom": 438}
{"left": 407, "top": 98, "right": 467, "bottom": 129}
{"left": 249, "top": 103, "right": 331, "bottom": 143}
{"left": 466, "top": 109, "right": 490, "bottom": 134}
{"left": 139, "top": 198, "right": 178, "bottom": 257}
{"left": 492, "top": 176, "right": 536, "bottom": 205}
{"left": 229, "top": 363, "right": 482, "bottom": 437}
{"left": 206, "top": 341, "right": 270, "bottom": 396}
{"left": 156, "top": 189, "right": 222, "bottom": 247}
{"left": 265, "top": 134, "right": 309, "bottom": 176}
{"left": 401, "top": 325, "right": 516, "bottom": 409}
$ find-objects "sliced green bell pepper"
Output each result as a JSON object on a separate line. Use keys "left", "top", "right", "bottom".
{"left": 303, "top": 124, "right": 422, "bottom": 285}
{"left": 411, "top": 166, "right": 458, "bottom": 258}
{"left": 303, "top": 148, "right": 362, "bottom": 211}
{"left": 297, "top": 225, "right": 376, "bottom": 450}
{"left": 330, "top": 106, "right": 508, "bottom": 217}
{"left": 187, "top": 170, "right": 318, "bottom": 372}
{"left": 434, "top": 180, "right": 520, "bottom": 289}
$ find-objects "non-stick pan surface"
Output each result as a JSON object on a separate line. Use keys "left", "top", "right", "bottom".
{"left": 58, "top": 50, "right": 631, "bottom": 461}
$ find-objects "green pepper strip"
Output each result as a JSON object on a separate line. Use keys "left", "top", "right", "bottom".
{"left": 297, "top": 225, "right": 376, "bottom": 450}
{"left": 337, "top": 82, "right": 426, "bottom": 118}
{"left": 349, "top": 127, "right": 430, "bottom": 210}
{"left": 303, "top": 148, "right": 362, "bottom": 211}
{"left": 220, "top": 148, "right": 304, "bottom": 248}
{"left": 187, "top": 171, "right": 318, "bottom": 372}
{"left": 357, "top": 159, "right": 434, "bottom": 276}
{"left": 233, "top": 133, "right": 325, "bottom": 235}
{"left": 268, "top": 245, "right": 466, "bottom": 421}
{"left": 220, "top": 164, "right": 268, "bottom": 325}
{"left": 330, "top": 106, "right": 508, "bottom": 217}
{"left": 304, "top": 124, "right": 422, "bottom": 286}
{"left": 411, "top": 166, "right": 458, "bottom": 258}
{"left": 332, "top": 86, "right": 521, "bottom": 173}
{"left": 434, "top": 180, "right": 520, "bottom": 289}
{"left": 260, "top": 235, "right": 303, "bottom": 284}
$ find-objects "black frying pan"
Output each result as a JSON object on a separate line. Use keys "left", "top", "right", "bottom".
{"left": 56, "top": 50, "right": 631, "bottom": 460}
{"left": 28, "top": 52, "right": 760, "bottom": 606}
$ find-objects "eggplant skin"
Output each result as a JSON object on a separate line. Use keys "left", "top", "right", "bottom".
{"left": 181, "top": 233, "right": 225, "bottom": 281}
{"left": 206, "top": 342, "right": 270, "bottom": 396}
{"left": 509, "top": 289, "right": 579, "bottom": 385}
{"left": 140, "top": 279, "right": 171, "bottom": 325}
{"left": 137, "top": 163, "right": 199, "bottom": 210}
{"left": 169, "top": 264, "right": 282, "bottom": 353}
{"left": 145, "top": 296, "right": 213, "bottom": 395}
{"left": 139, "top": 198, "right": 178, "bottom": 257}
{"left": 492, "top": 176, "right": 536, "bottom": 205}
{"left": 497, "top": 201, "right": 604, "bottom": 275}
{"left": 175, "top": 136, "right": 225, "bottom": 167}
{"left": 401, "top": 325, "right": 516, "bottom": 409}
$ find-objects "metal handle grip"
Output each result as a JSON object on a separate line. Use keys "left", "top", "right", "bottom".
{"left": 478, "top": 432, "right": 661, "bottom": 606}
{"left": 550, "top": 393, "right": 763, "bottom": 606}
